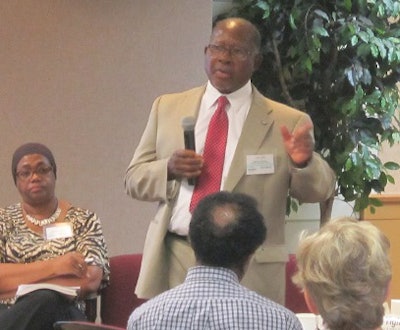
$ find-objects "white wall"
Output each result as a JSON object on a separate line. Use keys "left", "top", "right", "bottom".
{"left": 0, "top": 0, "right": 212, "bottom": 256}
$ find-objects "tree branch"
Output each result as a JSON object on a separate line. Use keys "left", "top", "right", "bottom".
{"left": 271, "top": 37, "right": 295, "bottom": 107}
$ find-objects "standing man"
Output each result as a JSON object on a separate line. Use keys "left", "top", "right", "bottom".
{"left": 125, "top": 17, "right": 335, "bottom": 304}
{"left": 127, "top": 192, "right": 302, "bottom": 329}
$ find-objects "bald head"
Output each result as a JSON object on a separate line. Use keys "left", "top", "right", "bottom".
{"left": 213, "top": 205, "right": 237, "bottom": 229}
{"left": 212, "top": 17, "right": 261, "bottom": 53}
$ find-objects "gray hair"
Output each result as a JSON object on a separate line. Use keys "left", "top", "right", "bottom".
{"left": 293, "top": 217, "right": 391, "bottom": 330}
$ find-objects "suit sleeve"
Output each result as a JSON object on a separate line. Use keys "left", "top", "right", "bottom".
{"left": 124, "top": 96, "right": 180, "bottom": 203}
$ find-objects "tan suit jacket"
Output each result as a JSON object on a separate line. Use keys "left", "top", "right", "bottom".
{"left": 125, "top": 85, "right": 335, "bottom": 301}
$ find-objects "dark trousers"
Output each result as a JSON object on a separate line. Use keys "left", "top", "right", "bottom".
{"left": 0, "top": 289, "right": 86, "bottom": 330}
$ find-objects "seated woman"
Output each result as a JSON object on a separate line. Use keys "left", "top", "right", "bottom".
{"left": 0, "top": 143, "right": 110, "bottom": 330}
{"left": 293, "top": 217, "right": 392, "bottom": 330}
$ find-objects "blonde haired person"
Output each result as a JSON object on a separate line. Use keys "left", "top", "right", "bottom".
{"left": 293, "top": 217, "right": 391, "bottom": 330}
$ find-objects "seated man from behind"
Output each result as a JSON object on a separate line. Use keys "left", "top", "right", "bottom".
{"left": 127, "top": 191, "right": 302, "bottom": 329}
{"left": 293, "top": 217, "right": 392, "bottom": 330}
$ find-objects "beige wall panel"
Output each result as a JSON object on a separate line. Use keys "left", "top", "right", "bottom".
{"left": 0, "top": 1, "right": 212, "bottom": 255}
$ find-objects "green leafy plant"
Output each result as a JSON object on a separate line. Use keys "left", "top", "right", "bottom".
{"left": 228, "top": 0, "right": 400, "bottom": 212}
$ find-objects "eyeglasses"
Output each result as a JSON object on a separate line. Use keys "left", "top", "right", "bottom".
{"left": 16, "top": 166, "right": 53, "bottom": 180}
{"left": 206, "top": 44, "right": 253, "bottom": 61}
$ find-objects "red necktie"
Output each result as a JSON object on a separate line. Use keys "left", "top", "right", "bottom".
{"left": 189, "top": 96, "right": 229, "bottom": 212}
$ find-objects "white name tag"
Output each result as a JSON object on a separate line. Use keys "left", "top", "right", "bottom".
{"left": 43, "top": 223, "right": 73, "bottom": 240}
{"left": 246, "top": 154, "right": 275, "bottom": 175}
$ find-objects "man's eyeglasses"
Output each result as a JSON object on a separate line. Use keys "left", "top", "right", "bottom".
{"left": 16, "top": 166, "right": 53, "bottom": 181}
{"left": 206, "top": 44, "right": 252, "bottom": 61}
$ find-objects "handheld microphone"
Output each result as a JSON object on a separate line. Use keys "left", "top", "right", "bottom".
{"left": 181, "top": 116, "right": 196, "bottom": 186}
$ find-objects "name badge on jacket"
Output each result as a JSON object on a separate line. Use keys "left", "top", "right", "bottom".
{"left": 246, "top": 154, "right": 275, "bottom": 175}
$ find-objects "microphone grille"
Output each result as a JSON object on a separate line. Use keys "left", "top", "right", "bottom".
{"left": 181, "top": 116, "right": 196, "bottom": 130}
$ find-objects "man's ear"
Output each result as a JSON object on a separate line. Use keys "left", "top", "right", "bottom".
{"left": 304, "top": 289, "right": 319, "bottom": 314}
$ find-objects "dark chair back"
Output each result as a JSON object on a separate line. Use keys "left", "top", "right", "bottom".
{"left": 100, "top": 254, "right": 147, "bottom": 327}
{"left": 54, "top": 321, "right": 124, "bottom": 330}
{"left": 285, "top": 253, "right": 309, "bottom": 313}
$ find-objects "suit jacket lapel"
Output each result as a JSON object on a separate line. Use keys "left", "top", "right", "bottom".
{"left": 165, "top": 86, "right": 205, "bottom": 151}
{"left": 178, "top": 85, "right": 206, "bottom": 120}
{"left": 224, "top": 88, "right": 274, "bottom": 191}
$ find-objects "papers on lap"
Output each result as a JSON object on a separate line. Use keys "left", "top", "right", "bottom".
{"left": 16, "top": 283, "right": 80, "bottom": 298}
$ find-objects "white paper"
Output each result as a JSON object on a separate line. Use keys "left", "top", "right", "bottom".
{"left": 16, "top": 283, "right": 79, "bottom": 298}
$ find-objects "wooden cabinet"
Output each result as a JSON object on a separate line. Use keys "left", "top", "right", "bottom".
{"left": 361, "top": 194, "right": 400, "bottom": 301}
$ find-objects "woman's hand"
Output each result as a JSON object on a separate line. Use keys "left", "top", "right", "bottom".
{"left": 50, "top": 252, "right": 88, "bottom": 278}
{"left": 0, "top": 252, "right": 89, "bottom": 296}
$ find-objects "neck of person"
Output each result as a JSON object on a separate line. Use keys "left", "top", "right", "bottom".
{"left": 234, "top": 257, "right": 252, "bottom": 281}
{"left": 23, "top": 196, "right": 58, "bottom": 219}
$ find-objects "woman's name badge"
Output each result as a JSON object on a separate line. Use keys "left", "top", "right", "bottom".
{"left": 43, "top": 223, "right": 73, "bottom": 240}
{"left": 246, "top": 154, "right": 274, "bottom": 175}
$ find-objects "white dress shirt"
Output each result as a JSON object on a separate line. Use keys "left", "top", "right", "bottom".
{"left": 168, "top": 81, "right": 253, "bottom": 235}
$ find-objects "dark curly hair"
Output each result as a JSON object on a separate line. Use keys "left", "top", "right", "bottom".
{"left": 189, "top": 191, "right": 266, "bottom": 269}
